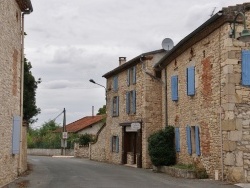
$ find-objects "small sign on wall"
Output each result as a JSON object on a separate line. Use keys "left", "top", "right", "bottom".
{"left": 131, "top": 123, "right": 141, "bottom": 130}
{"left": 62, "top": 132, "right": 68, "bottom": 139}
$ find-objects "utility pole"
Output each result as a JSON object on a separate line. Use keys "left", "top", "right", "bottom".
{"left": 61, "top": 108, "right": 67, "bottom": 155}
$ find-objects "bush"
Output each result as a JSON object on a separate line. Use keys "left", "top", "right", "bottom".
{"left": 79, "top": 133, "right": 94, "bottom": 146}
{"left": 148, "top": 126, "right": 176, "bottom": 166}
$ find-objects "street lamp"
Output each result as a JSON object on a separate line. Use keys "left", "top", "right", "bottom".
{"left": 230, "top": 11, "right": 250, "bottom": 42}
{"left": 89, "top": 79, "right": 106, "bottom": 89}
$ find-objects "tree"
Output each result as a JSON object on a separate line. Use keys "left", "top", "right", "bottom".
{"left": 23, "top": 57, "right": 41, "bottom": 124}
{"left": 97, "top": 105, "right": 106, "bottom": 115}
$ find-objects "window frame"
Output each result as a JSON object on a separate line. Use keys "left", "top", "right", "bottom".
{"left": 126, "top": 90, "right": 136, "bottom": 114}
{"left": 112, "top": 96, "right": 119, "bottom": 117}
{"left": 111, "top": 136, "right": 119, "bottom": 153}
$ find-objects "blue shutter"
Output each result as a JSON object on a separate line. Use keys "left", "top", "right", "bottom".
{"left": 187, "top": 66, "right": 195, "bottom": 95}
{"left": 175, "top": 127, "right": 180, "bottom": 152}
{"left": 195, "top": 126, "right": 201, "bottom": 156}
{"left": 186, "top": 126, "right": 192, "bottom": 155}
{"left": 12, "top": 116, "right": 21, "bottom": 154}
{"left": 111, "top": 97, "right": 114, "bottom": 116}
{"left": 116, "top": 96, "right": 119, "bottom": 116}
{"left": 171, "top": 75, "right": 178, "bottom": 101}
{"left": 111, "top": 137, "right": 113, "bottom": 152}
{"left": 116, "top": 136, "right": 119, "bottom": 153}
{"left": 126, "top": 92, "right": 130, "bottom": 114}
{"left": 127, "top": 69, "right": 130, "bottom": 86}
{"left": 242, "top": 50, "right": 250, "bottom": 86}
{"left": 113, "top": 76, "right": 118, "bottom": 91}
{"left": 132, "top": 90, "right": 136, "bottom": 114}
{"left": 132, "top": 66, "right": 136, "bottom": 84}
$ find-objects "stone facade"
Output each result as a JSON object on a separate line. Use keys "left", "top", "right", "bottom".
{"left": 0, "top": 0, "right": 32, "bottom": 186}
{"left": 155, "top": 3, "right": 250, "bottom": 183}
{"left": 102, "top": 50, "right": 166, "bottom": 168}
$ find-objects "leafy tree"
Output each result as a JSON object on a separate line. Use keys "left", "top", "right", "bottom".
{"left": 23, "top": 57, "right": 41, "bottom": 124}
{"left": 79, "top": 133, "right": 94, "bottom": 146}
{"left": 97, "top": 105, "right": 106, "bottom": 115}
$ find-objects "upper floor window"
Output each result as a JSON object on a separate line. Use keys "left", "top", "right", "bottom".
{"left": 187, "top": 66, "right": 195, "bottom": 96}
{"left": 112, "top": 96, "right": 119, "bottom": 117}
{"left": 171, "top": 75, "right": 178, "bottom": 101}
{"left": 242, "top": 50, "right": 250, "bottom": 86}
{"left": 126, "top": 90, "right": 136, "bottom": 114}
{"left": 127, "top": 66, "right": 136, "bottom": 86}
{"left": 113, "top": 75, "right": 118, "bottom": 91}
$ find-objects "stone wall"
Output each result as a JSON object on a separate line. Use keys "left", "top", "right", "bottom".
{"left": 89, "top": 124, "right": 107, "bottom": 161}
{"left": 28, "top": 149, "right": 74, "bottom": 156}
{"left": 0, "top": 1, "right": 24, "bottom": 187}
{"left": 74, "top": 143, "right": 89, "bottom": 158}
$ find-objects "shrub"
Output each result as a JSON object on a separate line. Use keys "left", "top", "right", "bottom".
{"left": 79, "top": 133, "right": 94, "bottom": 146}
{"left": 148, "top": 126, "right": 176, "bottom": 166}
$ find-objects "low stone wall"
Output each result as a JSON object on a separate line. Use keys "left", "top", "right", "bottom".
{"left": 74, "top": 143, "right": 89, "bottom": 158}
{"left": 27, "top": 149, "right": 74, "bottom": 156}
{"left": 153, "top": 166, "right": 196, "bottom": 179}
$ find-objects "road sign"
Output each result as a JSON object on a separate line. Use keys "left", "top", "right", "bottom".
{"left": 62, "top": 132, "right": 68, "bottom": 139}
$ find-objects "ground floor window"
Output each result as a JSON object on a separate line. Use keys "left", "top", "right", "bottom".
{"left": 111, "top": 136, "right": 119, "bottom": 153}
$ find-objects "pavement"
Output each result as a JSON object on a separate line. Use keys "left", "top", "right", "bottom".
{"left": 236, "top": 184, "right": 250, "bottom": 188}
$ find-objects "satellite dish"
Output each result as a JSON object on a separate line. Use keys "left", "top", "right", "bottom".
{"left": 162, "top": 38, "right": 174, "bottom": 51}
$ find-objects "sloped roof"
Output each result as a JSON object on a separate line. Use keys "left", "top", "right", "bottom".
{"left": 56, "top": 115, "right": 105, "bottom": 133}
{"left": 15, "top": 0, "right": 33, "bottom": 12}
{"left": 102, "top": 49, "right": 166, "bottom": 78}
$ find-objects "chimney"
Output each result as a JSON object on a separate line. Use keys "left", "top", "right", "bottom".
{"left": 119, "top": 57, "right": 126, "bottom": 66}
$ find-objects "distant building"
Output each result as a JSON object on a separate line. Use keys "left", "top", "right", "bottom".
{"left": 0, "top": 0, "right": 33, "bottom": 186}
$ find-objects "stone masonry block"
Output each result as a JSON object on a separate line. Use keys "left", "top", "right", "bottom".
{"left": 236, "top": 119, "right": 242, "bottom": 131}
{"left": 223, "top": 141, "right": 237, "bottom": 151}
{"left": 222, "top": 103, "right": 235, "bottom": 111}
{"left": 229, "top": 131, "right": 242, "bottom": 141}
{"left": 222, "top": 83, "right": 236, "bottom": 95}
{"left": 223, "top": 65, "right": 234, "bottom": 74}
{"left": 236, "top": 151, "right": 243, "bottom": 167}
{"left": 225, "top": 74, "right": 236, "bottom": 84}
{"left": 222, "top": 119, "right": 236, "bottom": 131}
{"left": 224, "top": 152, "right": 235, "bottom": 166}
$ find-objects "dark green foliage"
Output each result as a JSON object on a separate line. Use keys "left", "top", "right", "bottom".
{"left": 148, "top": 126, "right": 176, "bottom": 166}
{"left": 97, "top": 105, "right": 106, "bottom": 115}
{"left": 79, "top": 133, "right": 94, "bottom": 146}
{"left": 23, "top": 58, "right": 41, "bottom": 124}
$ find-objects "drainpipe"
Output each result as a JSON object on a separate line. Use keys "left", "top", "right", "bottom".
{"left": 19, "top": 8, "right": 32, "bottom": 175}
{"left": 164, "top": 67, "right": 168, "bottom": 126}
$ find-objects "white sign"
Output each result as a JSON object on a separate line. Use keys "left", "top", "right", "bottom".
{"left": 62, "top": 132, "right": 68, "bottom": 139}
{"left": 131, "top": 123, "right": 141, "bottom": 130}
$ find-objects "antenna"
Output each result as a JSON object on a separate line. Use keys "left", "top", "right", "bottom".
{"left": 210, "top": 7, "right": 216, "bottom": 17}
{"left": 162, "top": 38, "right": 174, "bottom": 51}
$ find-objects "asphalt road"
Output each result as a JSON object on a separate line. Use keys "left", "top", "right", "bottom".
{"left": 6, "top": 156, "right": 241, "bottom": 188}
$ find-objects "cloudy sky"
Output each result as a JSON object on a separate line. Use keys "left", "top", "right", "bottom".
{"left": 25, "top": 0, "right": 246, "bottom": 128}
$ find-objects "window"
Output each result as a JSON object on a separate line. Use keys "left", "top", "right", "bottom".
{"left": 171, "top": 75, "right": 178, "bottom": 101}
{"left": 187, "top": 66, "right": 195, "bottom": 95}
{"left": 155, "top": 70, "right": 162, "bottom": 79}
{"left": 126, "top": 90, "right": 136, "bottom": 114}
{"left": 12, "top": 116, "right": 21, "bottom": 154}
{"left": 186, "top": 125, "right": 200, "bottom": 156}
{"left": 111, "top": 136, "right": 119, "bottom": 153}
{"left": 242, "top": 50, "right": 250, "bottom": 86}
{"left": 113, "top": 75, "right": 118, "bottom": 91}
{"left": 112, "top": 96, "right": 119, "bottom": 116}
{"left": 127, "top": 66, "right": 136, "bottom": 86}
{"left": 175, "top": 127, "right": 180, "bottom": 152}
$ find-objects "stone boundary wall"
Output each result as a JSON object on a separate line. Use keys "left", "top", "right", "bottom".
{"left": 74, "top": 143, "right": 89, "bottom": 158}
{"left": 27, "top": 149, "right": 74, "bottom": 156}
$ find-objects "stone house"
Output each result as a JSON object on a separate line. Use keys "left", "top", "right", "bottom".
{"left": 102, "top": 50, "right": 167, "bottom": 168}
{"left": 0, "top": 0, "right": 33, "bottom": 186}
{"left": 56, "top": 115, "right": 105, "bottom": 136}
{"left": 154, "top": 3, "right": 250, "bottom": 183}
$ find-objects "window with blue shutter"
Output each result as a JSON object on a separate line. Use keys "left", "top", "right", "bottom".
{"left": 195, "top": 126, "right": 201, "bottom": 156}
{"left": 175, "top": 127, "right": 180, "bottom": 152}
{"left": 113, "top": 76, "right": 118, "bottom": 91}
{"left": 132, "top": 90, "right": 136, "bottom": 114}
{"left": 171, "top": 75, "right": 178, "bottom": 101}
{"left": 126, "top": 92, "right": 130, "bottom": 114}
{"left": 12, "top": 116, "right": 21, "bottom": 154}
{"left": 242, "top": 50, "right": 250, "bottom": 86}
{"left": 187, "top": 66, "right": 195, "bottom": 95}
{"left": 132, "top": 66, "right": 136, "bottom": 84}
{"left": 116, "top": 136, "right": 119, "bottom": 153}
{"left": 186, "top": 126, "right": 192, "bottom": 155}
{"left": 112, "top": 96, "right": 119, "bottom": 117}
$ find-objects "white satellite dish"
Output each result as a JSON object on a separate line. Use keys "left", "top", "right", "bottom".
{"left": 162, "top": 38, "right": 174, "bottom": 51}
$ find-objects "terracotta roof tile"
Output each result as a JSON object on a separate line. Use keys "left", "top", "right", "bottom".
{"left": 56, "top": 115, "right": 105, "bottom": 133}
